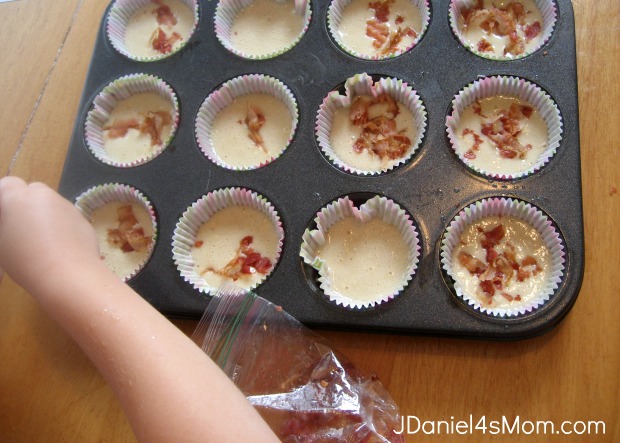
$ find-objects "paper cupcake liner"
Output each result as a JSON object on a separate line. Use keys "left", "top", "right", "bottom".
{"left": 327, "top": 0, "right": 430, "bottom": 60}
{"left": 214, "top": 0, "right": 312, "bottom": 60}
{"left": 85, "top": 73, "right": 179, "bottom": 168}
{"left": 300, "top": 195, "right": 420, "bottom": 309}
{"left": 440, "top": 197, "right": 565, "bottom": 318}
{"left": 195, "top": 74, "right": 299, "bottom": 170}
{"left": 107, "top": 0, "right": 199, "bottom": 62}
{"left": 75, "top": 183, "right": 158, "bottom": 282}
{"left": 449, "top": 0, "right": 557, "bottom": 61}
{"left": 172, "top": 188, "right": 284, "bottom": 295}
{"left": 446, "top": 75, "right": 563, "bottom": 180}
{"left": 316, "top": 73, "right": 427, "bottom": 175}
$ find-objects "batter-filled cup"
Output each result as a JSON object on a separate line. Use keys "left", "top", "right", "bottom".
{"left": 300, "top": 195, "right": 420, "bottom": 309}
{"left": 172, "top": 188, "right": 284, "bottom": 295}
{"left": 75, "top": 183, "right": 158, "bottom": 282}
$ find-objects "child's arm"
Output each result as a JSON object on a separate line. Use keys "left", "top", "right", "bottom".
{"left": 0, "top": 177, "right": 279, "bottom": 443}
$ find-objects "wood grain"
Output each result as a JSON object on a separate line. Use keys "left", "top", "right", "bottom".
{"left": 1, "top": 1, "right": 618, "bottom": 442}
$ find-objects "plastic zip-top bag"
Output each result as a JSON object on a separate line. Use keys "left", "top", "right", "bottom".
{"left": 192, "top": 284, "right": 404, "bottom": 442}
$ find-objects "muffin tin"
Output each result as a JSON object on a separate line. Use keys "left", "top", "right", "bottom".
{"left": 58, "top": 0, "right": 583, "bottom": 339}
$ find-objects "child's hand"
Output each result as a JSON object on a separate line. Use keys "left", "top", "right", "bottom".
{"left": 0, "top": 177, "right": 101, "bottom": 292}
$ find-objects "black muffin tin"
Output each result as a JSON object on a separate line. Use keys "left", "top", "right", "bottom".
{"left": 59, "top": 0, "right": 583, "bottom": 339}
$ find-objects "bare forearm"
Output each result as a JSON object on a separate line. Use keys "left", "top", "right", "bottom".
{"left": 28, "top": 262, "right": 278, "bottom": 443}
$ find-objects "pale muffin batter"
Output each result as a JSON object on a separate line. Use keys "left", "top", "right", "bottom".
{"left": 317, "top": 217, "right": 410, "bottom": 302}
{"left": 229, "top": 0, "right": 305, "bottom": 57}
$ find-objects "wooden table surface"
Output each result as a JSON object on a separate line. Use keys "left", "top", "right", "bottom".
{"left": 0, "top": 1, "right": 618, "bottom": 442}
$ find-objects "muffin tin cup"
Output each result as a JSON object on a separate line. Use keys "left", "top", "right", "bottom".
{"left": 316, "top": 72, "right": 427, "bottom": 175}
{"left": 85, "top": 73, "right": 180, "bottom": 168}
{"left": 75, "top": 183, "right": 158, "bottom": 282}
{"left": 448, "top": 0, "right": 557, "bottom": 61}
{"left": 327, "top": 0, "right": 431, "bottom": 60}
{"left": 214, "top": 0, "right": 312, "bottom": 60}
{"left": 300, "top": 195, "right": 420, "bottom": 309}
{"left": 440, "top": 197, "right": 565, "bottom": 318}
{"left": 107, "top": 0, "right": 200, "bottom": 62}
{"left": 446, "top": 75, "right": 563, "bottom": 180}
{"left": 172, "top": 187, "right": 285, "bottom": 296}
{"left": 195, "top": 74, "right": 299, "bottom": 170}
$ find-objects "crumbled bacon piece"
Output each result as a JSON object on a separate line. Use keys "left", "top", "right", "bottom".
{"left": 458, "top": 251, "right": 487, "bottom": 275}
{"left": 244, "top": 105, "right": 268, "bottom": 153}
{"left": 194, "top": 240, "right": 204, "bottom": 248}
{"left": 153, "top": 1, "right": 177, "bottom": 26}
{"left": 368, "top": 0, "right": 393, "bottom": 23}
{"left": 150, "top": 28, "right": 182, "bottom": 54}
{"left": 349, "top": 94, "right": 411, "bottom": 160}
{"left": 381, "top": 26, "right": 417, "bottom": 55}
{"left": 524, "top": 21, "right": 541, "bottom": 41}
{"left": 472, "top": 100, "right": 486, "bottom": 117}
{"left": 104, "top": 118, "right": 140, "bottom": 138}
{"left": 462, "top": 127, "right": 483, "bottom": 152}
{"left": 610, "top": 186, "right": 618, "bottom": 196}
{"left": 106, "top": 205, "right": 151, "bottom": 253}
{"left": 201, "top": 235, "right": 272, "bottom": 280}
{"left": 477, "top": 38, "right": 493, "bottom": 52}
{"left": 481, "top": 224, "right": 505, "bottom": 250}
{"left": 395, "top": 15, "right": 404, "bottom": 25}
{"left": 464, "top": 150, "right": 476, "bottom": 159}
{"left": 139, "top": 110, "right": 172, "bottom": 146}
{"left": 366, "top": 19, "right": 390, "bottom": 49}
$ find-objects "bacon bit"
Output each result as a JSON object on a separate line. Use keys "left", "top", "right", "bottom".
{"left": 106, "top": 205, "right": 151, "bottom": 253}
{"left": 104, "top": 118, "right": 140, "bottom": 138}
{"left": 480, "top": 279, "right": 495, "bottom": 297}
{"left": 244, "top": 105, "right": 268, "bottom": 153}
{"left": 458, "top": 251, "right": 487, "bottom": 275}
{"left": 381, "top": 26, "right": 417, "bottom": 55}
{"left": 150, "top": 28, "right": 182, "bottom": 54}
{"left": 504, "top": 29, "right": 524, "bottom": 56}
{"left": 481, "top": 224, "right": 505, "bottom": 249}
{"left": 201, "top": 236, "right": 272, "bottom": 281}
{"left": 194, "top": 240, "right": 204, "bottom": 248}
{"left": 477, "top": 38, "right": 493, "bottom": 52}
{"left": 462, "top": 127, "right": 483, "bottom": 152}
{"left": 368, "top": 0, "right": 393, "bottom": 23}
{"left": 153, "top": 2, "right": 177, "bottom": 27}
{"left": 524, "top": 21, "right": 541, "bottom": 41}
{"left": 395, "top": 15, "right": 405, "bottom": 25}
{"left": 366, "top": 19, "right": 390, "bottom": 49}
{"left": 349, "top": 94, "right": 411, "bottom": 160}
{"left": 610, "top": 186, "right": 618, "bottom": 196}
{"left": 520, "top": 105, "right": 533, "bottom": 118}
{"left": 464, "top": 150, "right": 476, "bottom": 159}
{"left": 501, "top": 292, "right": 514, "bottom": 302}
